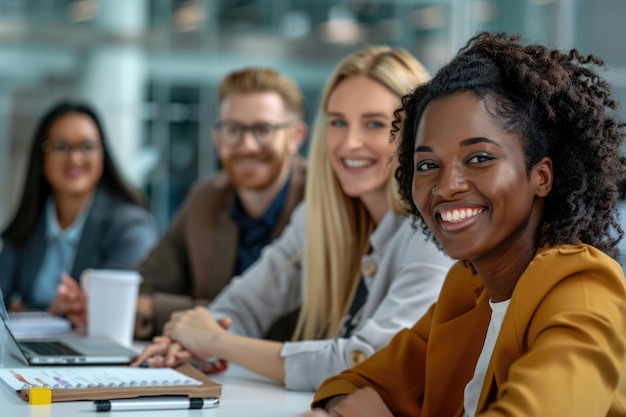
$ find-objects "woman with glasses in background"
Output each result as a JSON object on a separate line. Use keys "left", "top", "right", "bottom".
{"left": 0, "top": 100, "right": 157, "bottom": 313}
{"left": 133, "top": 46, "right": 453, "bottom": 392}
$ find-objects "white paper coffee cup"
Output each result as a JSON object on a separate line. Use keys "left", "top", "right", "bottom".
{"left": 81, "top": 269, "right": 142, "bottom": 347}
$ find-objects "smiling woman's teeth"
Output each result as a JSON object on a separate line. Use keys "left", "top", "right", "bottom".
{"left": 440, "top": 208, "right": 483, "bottom": 222}
{"left": 344, "top": 159, "right": 371, "bottom": 168}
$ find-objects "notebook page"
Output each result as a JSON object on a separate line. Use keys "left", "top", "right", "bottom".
{"left": 0, "top": 367, "right": 203, "bottom": 390}
{"left": 7, "top": 312, "right": 72, "bottom": 338}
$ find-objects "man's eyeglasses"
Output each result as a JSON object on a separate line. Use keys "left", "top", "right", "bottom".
{"left": 42, "top": 140, "right": 103, "bottom": 158}
{"left": 214, "top": 121, "right": 294, "bottom": 148}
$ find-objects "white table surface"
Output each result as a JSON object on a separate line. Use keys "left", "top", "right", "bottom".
{"left": 0, "top": 338, "right": 314, "bottom": 417}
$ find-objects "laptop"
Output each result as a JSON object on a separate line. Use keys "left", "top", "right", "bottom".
{"left": 0, "top": 293, "right": 139, "bottom": 366}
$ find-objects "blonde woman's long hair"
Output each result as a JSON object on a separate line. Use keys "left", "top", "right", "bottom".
{"left": 293, "top": 46, "right": 430, "bottom": 340}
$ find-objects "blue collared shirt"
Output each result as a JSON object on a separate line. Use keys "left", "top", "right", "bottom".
{"left": 30, "top": 197, "right": 93, "bottom": 309}
{"left": 229, "top": 176, "right": 291, "bottom": 275}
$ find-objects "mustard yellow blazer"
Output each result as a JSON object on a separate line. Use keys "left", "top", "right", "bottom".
{"left": 313, "top": 244, "right": 626, "bottom": 417}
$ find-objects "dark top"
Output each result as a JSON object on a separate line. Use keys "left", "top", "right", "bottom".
{"left": 337, "top": 277, "right": 369, "bottom": 338}
{"left": 229, "top": 174, "right": 291, "bottom": 275}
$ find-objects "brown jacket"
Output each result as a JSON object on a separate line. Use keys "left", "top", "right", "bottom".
{"left": 138, "top": 157, "right": 307, "bottom": 334}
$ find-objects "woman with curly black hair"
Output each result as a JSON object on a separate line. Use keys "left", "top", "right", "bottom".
{"left": 309, "top": 32, "right": 626, "bottom": 417}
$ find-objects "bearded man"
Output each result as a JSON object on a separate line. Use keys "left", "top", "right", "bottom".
{"left": 134, "top": 68, "right": 308, "bottom": 338}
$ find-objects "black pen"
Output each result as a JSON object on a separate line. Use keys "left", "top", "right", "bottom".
{"left": 93, "top": 396, "right": 219, "bottom": 411}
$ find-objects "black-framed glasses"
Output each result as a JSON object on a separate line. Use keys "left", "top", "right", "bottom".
{"left": 214, "top": 121, "right": 294, "bottom": 148}
{"left": 42, "top": 140, "right": 103, "bottom": 158}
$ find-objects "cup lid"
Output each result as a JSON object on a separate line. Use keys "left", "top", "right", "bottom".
{"left": 80, "top": 269, "right": 143, "bottom": 285}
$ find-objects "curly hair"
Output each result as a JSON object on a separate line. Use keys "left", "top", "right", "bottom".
{"left": 393, "top": 32, "right": 626, "bottom": 259}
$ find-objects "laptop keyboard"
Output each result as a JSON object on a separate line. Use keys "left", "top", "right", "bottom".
{"left": 21, "top": 341, "right": 82, "bottom": 356}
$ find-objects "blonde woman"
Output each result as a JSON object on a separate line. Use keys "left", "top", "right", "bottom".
{"left": 134, "top": 46, "right": 453, "bottom": 391}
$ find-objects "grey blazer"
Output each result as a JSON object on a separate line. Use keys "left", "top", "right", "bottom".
{"left": 209, "top": 203, "right": 454, "bottom": 391}
{"left": 0, "top": 187, "right": 158, "bottom": 310}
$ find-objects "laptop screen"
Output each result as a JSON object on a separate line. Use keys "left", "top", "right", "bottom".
{"left": 0, "top": 288, "right": 10, "bottom": 322}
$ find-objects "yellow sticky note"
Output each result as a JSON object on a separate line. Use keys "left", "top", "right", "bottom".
{"left": 28, "top": 387, "right": 52, "bottom": 405}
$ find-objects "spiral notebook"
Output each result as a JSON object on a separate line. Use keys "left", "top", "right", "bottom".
{"left": 0, "top": 362, "right": 221, "bottom": 403}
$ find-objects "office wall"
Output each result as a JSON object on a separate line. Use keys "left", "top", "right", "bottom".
{"left": 0, "top": 0, "right": 624, "bottom": 231}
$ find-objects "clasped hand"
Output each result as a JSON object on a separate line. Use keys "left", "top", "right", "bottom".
{"left": 49, "top": 273, "right": 88, "bottom": 329}
{"left": 131, "top": 306, "right": 231, "bottom": 373}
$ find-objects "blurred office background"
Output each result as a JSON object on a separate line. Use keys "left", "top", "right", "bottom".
{"left": 1, "top": 0, "right": 625, "bottom": 232}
